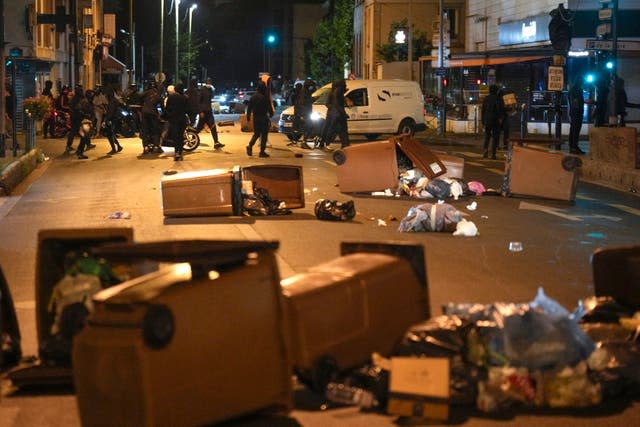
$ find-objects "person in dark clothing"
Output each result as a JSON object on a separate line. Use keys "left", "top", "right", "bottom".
{"left": 568, "top": 77, "right": 585, "bottom": 155}
{"left": 140, "top": 82, "right": 163, "bottom": 154}
{"left": 302, "top": 79, "right": 316, "bottom": 139}
{"left": 65, "top": 86, "right": 93, "bottom": 156}
{"left": 165, "top": 84, "right": 188, "bottom": 161}
{"left": 103, "top": 87, "right": 123, "bottom": 155}
{"left": 481, "top": 84, "right": 501, "bottom": 159}
{"left": 246, "top": 80, "right": 274, "bottom": 158}
{"left": 497, "top": 85, "right": 516, "bottom": 150}
{"left": 593, "top": 73, "right": 609, "bottom": 127}
{"left": 197, "top": 77, "right": 224, "bottom": 149}
{"left": 42, "top": 80, "right": 55, "bottom": 138}
{"left": 318, "top": 79, "right": 349, "bottom": 150}
{"left": 185, "top": 78, "right": 201, "bottom": 126}
{"left": 289, "top": 82, "right": 304, "bottom": 146}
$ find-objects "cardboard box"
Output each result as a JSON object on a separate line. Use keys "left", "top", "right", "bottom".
{"left": 505, "top": 145, "right": 580, "bottom": 201}
{"left": 161, "top": 165, "right": 305, "bottom": 217}
{"left": 73, "top": 240, "right": 291, "bottom": 427}
{"left": 438, "top": 154, "right": 464, "bottom": 179}
{"left": 386, "top": 357, "right": 451, "bottom": 421}
{"left": 589, "top": 127, "right": 639, "bottom": 168}
{"left": 281, "top": 243, "right": 429, "bottom": 385}
{"left": 335, "top": 136, "right": 447, "bottom": 193}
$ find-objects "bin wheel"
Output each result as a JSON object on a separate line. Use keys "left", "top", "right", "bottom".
{"left": 332, "top": 149, "right": 346, "bottom": 165}
{"left": 562, "top": 155, "right": 582, "bottom": 172}
{"left": 143, "top": 305, "right": 174, "bottom": 349}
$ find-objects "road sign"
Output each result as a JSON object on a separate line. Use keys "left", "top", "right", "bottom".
{"left": 435, "top": 67, "right": 448, "bottom": 76}
{"left": 548, "top": 66, "right": 564, "bottom": 91}
{"left": 586, "top": 39, "right": 640, "bottom": 51}
{"left": 596, "top": 23, "right": 611, "bottom": 37}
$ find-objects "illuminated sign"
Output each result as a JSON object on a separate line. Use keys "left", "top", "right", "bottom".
{"left": 499, "top": 14, "right": 550, "bottom": 46}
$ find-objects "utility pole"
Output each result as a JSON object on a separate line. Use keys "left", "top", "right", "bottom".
{"left": 407, "top": 0, "right": 413, "bottom": 81}
{"left": 438, "top": 0, "right": 446, "bottom": 136}
{"left": 129, "top": 0, "right": 134, "bottom": 85}
{"left": 175, "top": 0, "right": 180, "bottom": 83}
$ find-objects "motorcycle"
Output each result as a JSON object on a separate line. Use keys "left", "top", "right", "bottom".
{"left": 113, "top": 104, "right": 139, "bottom": 138}
{"left": 48, "top": 109, "right": 71, "bottom": 138}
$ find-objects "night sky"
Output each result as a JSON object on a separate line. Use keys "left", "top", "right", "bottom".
{"left": 109, "top": 0, "right": 327, "bottom": 88}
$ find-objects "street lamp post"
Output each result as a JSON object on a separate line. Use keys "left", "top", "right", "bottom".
{"left": 160, "top": 0, "right": 164, "bottom": 77}
{"left": 175, "top": 0, "right": 180, "bottom": 83}
{"left": 188, "top": 4, "right": 198, "bottom": 80}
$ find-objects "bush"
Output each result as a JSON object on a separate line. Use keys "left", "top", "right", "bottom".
{"left": 22, "top": 96, "right": 52, "bottom": 120}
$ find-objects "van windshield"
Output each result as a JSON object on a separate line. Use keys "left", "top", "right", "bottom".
{"left": 312, "top": 86, "right": 332, "bottom": 105}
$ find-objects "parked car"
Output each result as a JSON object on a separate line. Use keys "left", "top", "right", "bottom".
{"left": 278, "top": 79, "right": 427, "bottom": 142}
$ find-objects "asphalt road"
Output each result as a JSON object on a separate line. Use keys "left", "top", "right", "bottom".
{"left": 1, "top": 117, "right": 639, "bottom": 426}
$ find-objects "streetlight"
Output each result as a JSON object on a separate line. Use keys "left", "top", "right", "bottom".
{"left": 264, "top": 32, "right": 276, "bottom": 72}
{"left": 175, "top": 0, "right": 181, "bottom": 83}
{"left": 188, "top": 4, "right": 198, "bottom": 80}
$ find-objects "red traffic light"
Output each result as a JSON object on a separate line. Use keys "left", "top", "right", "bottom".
{"left": 443, "top": 78, "right": 448, "bottom": 87}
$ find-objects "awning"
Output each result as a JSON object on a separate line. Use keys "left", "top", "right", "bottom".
{"left": 419, "top": 53, "right": 550, "bottom": 68}
{"left": 101, "top": 55, "right": 126, "bottom": 74}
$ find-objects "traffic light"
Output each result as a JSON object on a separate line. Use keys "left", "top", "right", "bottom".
{"left": 585, "top": 73, "right": 595, "bottom": 83}
{"left": 266, "top": 33, "right": 277, "bottom": 45}
{"left": 605, "top": 60, "right": 614, "bottom": 70}
{"left": 443, "top": 78, "right": 448, "bottom": 87}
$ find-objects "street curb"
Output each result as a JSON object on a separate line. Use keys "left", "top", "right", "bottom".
{"left": 0, "top": 149, "right": 44, "bottom": 196}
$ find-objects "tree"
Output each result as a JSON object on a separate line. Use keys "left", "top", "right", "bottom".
{"left": 309, "top": 0, "right": 354, "bottom": 85}
{"left": 375, "top": 19, "right": 432, "bottom": 63}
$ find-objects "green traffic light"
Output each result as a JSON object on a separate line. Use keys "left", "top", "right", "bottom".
{"left": 586, "top": 74, "right": 595, "bottom": 83}
{"left": 267, "top": 34, "right": 276, "bottom": 44}
{"left": 606, "top": 61, "right": 614, "bottom": 69}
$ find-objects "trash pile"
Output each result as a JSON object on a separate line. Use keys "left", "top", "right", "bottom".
{"left": 398, "top": 202, "right": 479, "bottom": 237}
{"left": 315, "top": 287, "right": 640, "bottom": 421}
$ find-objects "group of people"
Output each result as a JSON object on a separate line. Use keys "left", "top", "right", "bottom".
{"left": 41, "top": 77, "right": 225, "bottom": 161}
{"left": 42, "top": 83, "right": 124, "bottom": 159}
{"left": 480, "top": 84, "right": 517, "bottom": 159}
{"left": 280, "top": 78, "right": 350, "bottom": 153}
{"left": 139, "top": 77, "right": 224, "bottom": 161}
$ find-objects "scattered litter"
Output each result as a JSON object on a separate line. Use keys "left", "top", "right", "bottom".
{"left": 371, "top": 189, "right": 394, "bottom": 197}
{"left": 217, "top": 120, "right": 234, "bottom": 126}
{"left": 509, "top": 241, "right": 524, "bottom": 252}
{"left": 388, "top": 215, "right": 397, "bottom": 221}
{"left": 481, "top": 215, "right": 489, "bottom": 219}
{"left": 314, "top": 199, "right": 356, "bottom": 221}
{"left": 453, "top": 219, "right": 479, "bottom": 237}
{"left": 163, "top": 169, "right": 178, "bottom": 175}
{"left": 107, "top": 211, "right": 131, "bottom": 219}
{"left": 377, "top": 219, "right": 387, "bottom": 227}
{"left": 468, "top": 181, "right": 486, "bottom": 195}
{"left": 437, "top": 199, "right": 445, "bottom": 204}
{"left": 466, "top": 201, "right": 478, "bottom": 211}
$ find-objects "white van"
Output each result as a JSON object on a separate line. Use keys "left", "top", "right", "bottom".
{"left": 278, "top": 79, "right": 427, "bottom": 142}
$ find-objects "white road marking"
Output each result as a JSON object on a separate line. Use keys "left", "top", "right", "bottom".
{"left": 519, "top": 201, "right": 582, "bottom": 221}
{"left": 608, "top": 203, "right": 640, "bottom": 217}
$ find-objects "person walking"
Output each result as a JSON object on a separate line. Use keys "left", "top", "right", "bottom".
{"left": 289, "top": 82, "right": 304, "bottom": 146}
{"left": 103, "top": 87, "right": 123, "bottom": 155}
{"left": 197, "top": 77, "right": 224, "bottom": 149}
{"left": 165, "top": 84, "right": 188, "bottom": 161}
{"left": 568, "top": 77, "right": 586, "bottom": 155}
{"left": 41, "top": 80, "right": 55, "bottom": 139}
{"left": 246, "top": 80, "right": 274, "bottom": 158}
{"left": 140, "top": 82, "right": 163, "bottom": 154}
{"left": 185, "top": 78, "right": 200, "bottom": 126}
{"left": 65, "top": 85, "right": 93, "bottom": 155}
{"left": 318, "top": 79, "right": 349, "bottom": 150}
{"left": 481, "top": 84, "right": 501, "bottom": 159}
{"left": 92, "top": 85, "right": 108, "bottom": 138}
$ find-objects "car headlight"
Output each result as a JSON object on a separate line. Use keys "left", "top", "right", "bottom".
{"left": 310, "top": 111, "right": 322, "bottom": 121}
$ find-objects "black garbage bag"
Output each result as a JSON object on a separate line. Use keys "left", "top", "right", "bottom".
{"left": 314, "top": 199, "right": 356, "bottom": 221}
{"left": 578, "top": 296, "right": 636, "bottom": 324}
{"left": 243, "top": 186, "right": 292, "bottom": 216}
{"left": 426, "top": 178, "right": 451, "bottom": 199}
